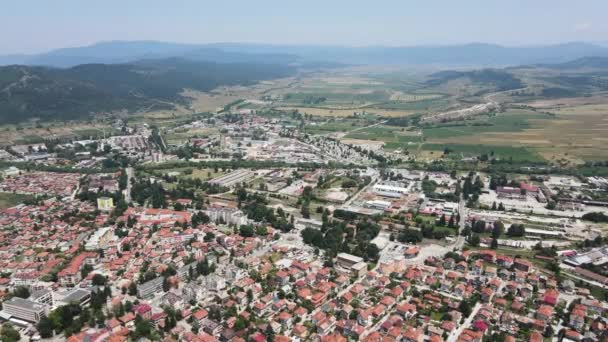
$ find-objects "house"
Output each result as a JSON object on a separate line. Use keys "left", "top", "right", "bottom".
{"left": 200, "top": 318, "right": 223, "bottom": 335}
{"left": 403, "top": 326, "right": 423, "bottom": 342}
{"left": 536, "top": 305, "right": 553, "bottom": 321}
{"left": 513, "top": 259, "right": 532, "bottom": 273}
{"left": 481, "top": 288, "right": 494, "bottom": 303}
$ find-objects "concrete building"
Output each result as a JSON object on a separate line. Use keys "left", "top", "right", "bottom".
{"left": 296, "top": 218, "right": 323, "bottom": 230}
{"left": 85, "top": 227, "right": 113, "bottom": 251}
{"left": 336, "top": 253, "right": 364, "bottom": 268}
{"left": 97, "top": 197, "right": 114, "bottom": 211}
{"left": 2, "top": 297, "right": 49, "bottom": 323}
{"left": 137, "top": 277, "right": 164, "bottom": 299}
{"left": 204, "top": 207, "right": 248, "bottom": 226}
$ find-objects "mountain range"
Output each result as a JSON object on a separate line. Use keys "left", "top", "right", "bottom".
{"left": 3, "top": 41, "right": 608, "bottom": 68}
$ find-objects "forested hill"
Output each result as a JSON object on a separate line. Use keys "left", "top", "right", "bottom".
{"left": 0, "top": 58, "right": 295, "bottom": 123}
{"left": 426, "top": 69, "right": 524, "bottom": 91}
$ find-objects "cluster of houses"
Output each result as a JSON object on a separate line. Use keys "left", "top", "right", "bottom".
{"left": 0, "top": 171, "right": 81, "bottom": 197}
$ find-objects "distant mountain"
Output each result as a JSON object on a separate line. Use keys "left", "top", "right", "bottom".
{"left": 538, "top": 56, "right": 608, "bottom": 70}
{"left": 0, "top": 58, "right": 295, "bottom": 123}
{"left": 3, "top": 41, "right": 299, "bottom": 68}
{"left": 209, "top": 42, "right": 608, "bottom": 66}
{"left": 3, "top": 41, "right": 608, "bottom": 67}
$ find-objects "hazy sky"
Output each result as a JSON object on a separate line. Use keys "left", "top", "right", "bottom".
{"left": 2, "top": 0, "right": 607, "bottom": 54}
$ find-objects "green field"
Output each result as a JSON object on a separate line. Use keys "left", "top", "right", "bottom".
{"left": 304, "top": 120, "right": 369, "bottom": 135}
{"left": 421, "top": 143, "right": 543, "bottom": 162}
{"left": 422, "top": 111, "right": 554, "bottom": 139}
{"left": 0, "top": 192, "right": 32, "bottom": 209}
{"left": 342, "top": 125, "right": 422, "bottom": 150}
{"left": 367, "top": 98, "right": 451, "bottom": 111}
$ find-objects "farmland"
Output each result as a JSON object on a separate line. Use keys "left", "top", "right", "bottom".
{"left": 0, "top": 192, "right": 33, "bottom": 209}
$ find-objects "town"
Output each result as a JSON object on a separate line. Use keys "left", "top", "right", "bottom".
{"left": 0, "top": 111, "right": 606, "bottom": 342}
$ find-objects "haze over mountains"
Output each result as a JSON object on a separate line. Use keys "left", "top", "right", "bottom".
{"left": 3, "top": 41, "right": 608, "bottom": 67}
{"left": 2, "top": 40, "right": 608, "bottom": 125}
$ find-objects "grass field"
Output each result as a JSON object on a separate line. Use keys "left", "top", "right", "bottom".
{"left": 164, "top": 127, "right": 219, "bottom": 145}
{"left": 0, "top": 192, "right": 32, "bottom": 209}
{"left": 187, "top": 168, "right": 226, "bottom": 181}
{"left": 420, "top": 144, "right": 543, "bottom": 162}
{"left": 304, "top": 120, "right": 370, "bottom": 135}
{"left": 342, "top": 125, "right": 422, "bottom": 150}
{"left": 0, "top": 122, "right": 119, "bottom": 146}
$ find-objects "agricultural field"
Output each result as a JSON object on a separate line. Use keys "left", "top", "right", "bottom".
{"left": 268, "top": 69, "right": 451, "bottom": 118}
{"left": 164, "top": 127, "right": 219, "bottom": 145}
{"left": 0, "top": 192, "right": 33, "bottom": 209}
{"left": 0, "top": 121, "right": 120, "bottom": 146}
{"left": 304, "top": 120, "right": 371, "bottom": 135}
{"left": 187, "top": 168, "right": 227, "bottom": 181}
{"left": 342, "top": 125, "right": 422, "bottom": 151}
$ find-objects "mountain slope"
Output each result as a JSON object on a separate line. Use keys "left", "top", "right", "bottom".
{"left": 0, "top": 58, "right": 295, "bottom": 123}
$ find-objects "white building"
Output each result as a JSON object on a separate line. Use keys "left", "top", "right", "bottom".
{"left": 373, "top": 182, "right": 409, "bottom": 198}
{"left": 1, "top": 297, "right": 50, "bottom": 323}
{"left": 365, "top": 200, "right": 392, "bottom": 210}
{"left": 85, "top": 227, "right": 114, "bottom": 251}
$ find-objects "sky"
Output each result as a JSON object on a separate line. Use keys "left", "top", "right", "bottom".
{"left": 1, "top": 0, "right": 607, "bottom": 54}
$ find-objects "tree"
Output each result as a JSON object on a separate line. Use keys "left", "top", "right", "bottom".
{"left": 92, "top": 274, "right": 107, "bottom": 286}
{"left": 398, "top": 229, "right": 422, "bottom": 243}
{"left": 472, "top": 220, "right": 486, "bottom": 233}
{"left": 0, "top": 324, "right": 20, "bottom": 342}
{"left": 128, "top": 282, "right": 137, "bottom": 296}
{"left": 506, "top": 224, "right": 525, "bottom": 237}
{"left": 458, "top": 300, "right": 472, "bottom": 317}
{"left": 133, "top": 316, "right": 153, "bottom": 339}
{"left": 204, "top": 231, "right": 215, "bottom": 242}
{"left": 438, "top": 214, "right": 446, "bottom": 226}
{"left": 12, "top": 286, "right": 30, "bottom": 299}
{"left": 162, "top": 277, "right": 171, "bottom": 292}
{"left": 255, "top": 226, "right": 268, "bottom": 236}
{"left": 469, "top": 234, "right": 481, "bottom": 247}
{"left": 301, "top": 204, "right": 310, "bottom": 219}
{"left": 37, "top": 316, "right": 54, "bottom": 338}
{"left": 234, "top": 316, "right": 248, "bottom": 331}
{"left": 239, "top": 225, "right": 255, "bottom": 237}
{"left": 491, "top": 238, "right": 498, "bottom": 249}
{"left": 492, "top": 221, "right": 504, "bottom": 239}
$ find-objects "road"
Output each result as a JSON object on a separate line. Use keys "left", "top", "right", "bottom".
{"left": 449, "top": 194, "right": 467, "bottom": 251}
{"left": 447, "top": 302, "right": 482, "bottom": 342}
{"left": 124, "top": 167, "right": 134, "bottom": 203}
{"left": 344, "top": 175, "right": 379, "bottom": 206}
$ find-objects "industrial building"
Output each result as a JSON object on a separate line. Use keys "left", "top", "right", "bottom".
{"left": 373, "top": 182, "right": 409, "bottom": 198}
{"left": 208, "top": 169, "right": 255, "bottom": 187}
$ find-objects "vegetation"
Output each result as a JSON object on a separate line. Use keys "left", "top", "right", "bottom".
{"left": 581, "top": 212, "right": 608, "bottom": 223}
{"left": 0, "top": 59, "right": 295, "bottom": 123}
{"left": 301, "top": 218, "right": 380, "bottom": 262}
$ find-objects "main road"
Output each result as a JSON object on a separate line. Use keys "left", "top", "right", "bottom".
{"left": 124, "top": 166, "right": 134, "bottom": 203}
